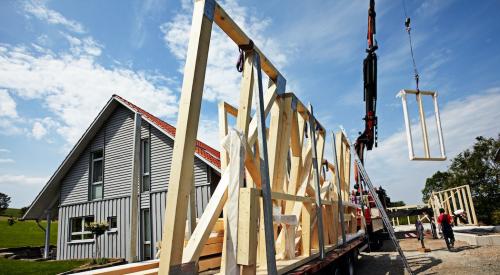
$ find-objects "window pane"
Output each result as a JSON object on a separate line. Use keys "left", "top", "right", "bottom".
{"left": 143, "top": 140, "right": 150, "bottom": 174}
{"left": 142, "top": 175, "right": 150, "bottom": 191}
{"left": 144, "top": 244, "right": 151, "bottom": 260}
{"left": 92, "top": 184, "right": 103, "bottom": 199}
{"left": 83, "top": 233, "right": 94, "bottom": 240}
{"left": 71, "top": 218, "right": 82, "bottom": 233}
{"left": 107, "top": 216, "right": 117, "bottom": 229}
{"left": 93, "top": 150, "right": 103, "bottom": 159}
{"left": 71, "top": 234, "right": 83, "bottom": 241}
{"left": 143, "top": 210, "right": 151, "bottom": 242}
{"left": 92, "top": 159, "right": 103, "bottom": 183}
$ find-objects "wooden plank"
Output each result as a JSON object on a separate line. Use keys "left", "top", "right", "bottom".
{"left": 158, "top": 0, "right": 213, "bottom": 272}
{"left": 301, "top": 204, "right": 311, "bottom": 257}
{"left": 218, "top": 102, "right": 229, "bottom": 170}
{"left": 248, "top": 84, "right": 278, "bottom": 146}
{"left": 200, "top": 242, "right": 223, "bottom": 257}
{"left": 236, "top": 51, "right": 255, "bottom": 136}
{"left": 466, "top": 185, "right": 478, "bottom": 225}
{"left": 461, "top": 188, "right": 472, "bottom": 224}
{"left": 237, "top": 188, "right": 260, "bottom": 272}
{"left": 129, "top": 113, "right": 141, "bottom": 262}
{"left": 214, "top": 4, "right": 279, "bottom": 80}
{"left": 199, "top": 256, "right": 222, "bottom": 272}
{"left": 450, "top": 190, "right": 458, "bottom": 224}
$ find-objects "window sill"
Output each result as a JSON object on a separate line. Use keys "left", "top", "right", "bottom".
{"left": 68, "top": 239, "right": 95, "bottom": 244}
{"left": 107, "top": 229, "right": 118, "bottom": 234}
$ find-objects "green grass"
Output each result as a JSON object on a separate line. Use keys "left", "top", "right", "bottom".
{"left": 0, "top": 208, "right": 23, "bottom": 218}
{"left": 0, "top": 217, "right": 57, "bottom": 248}
{"left": 0, "top": 258, "right": 88, "bottom": 275}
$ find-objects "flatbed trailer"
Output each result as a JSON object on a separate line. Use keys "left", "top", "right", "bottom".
{"left": 288, "top": 235, "right": 367, "bottom": 274}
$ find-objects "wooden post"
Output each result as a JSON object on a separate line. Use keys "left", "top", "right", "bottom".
{"left": 129, "top": 112, "right": 141, "bottom": 263}
{"left": 43, "top": 211, "right": 51, "bottom": 259}
{"left": 457, "top": 187, "right": 465, "bottom": 223}
{"left": 466, "top": 185, "right": 478, "bottom": 225}
{"left": 158, "top": 0, "right": 213, "bottom": 272}
{"left": 461, "top": 188, "right": 472, "bottom": 224}
{"left": 308, "top": 104, "right": 324, "bottom": 259}
{"left": 301, "top": 203, "right": 311, "bottom": 257}
{"left": 450, "top": 190, "right": 458, "bottom": 224}
{"left": 238, "top": 188, "right": 260, "bottom": 274}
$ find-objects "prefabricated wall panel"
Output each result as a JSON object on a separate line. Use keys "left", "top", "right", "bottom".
{"left": 56, "top": 105, "right": 217, "bottom": 260}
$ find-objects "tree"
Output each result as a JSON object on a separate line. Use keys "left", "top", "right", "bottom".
{"left": 0, "top": 193, "right": 11, "bottom": 215}
{"left": 422, "top": 134, "right": 500, "bottom": 224}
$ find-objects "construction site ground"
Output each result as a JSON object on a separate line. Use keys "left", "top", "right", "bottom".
{"left": 355, "top": 234, "right": 500, "bottom": 274}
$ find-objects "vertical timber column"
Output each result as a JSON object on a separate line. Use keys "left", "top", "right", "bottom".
{"left": 466, "top": 185, "right": 478, "bottom": 225}
{"left": 221, "top": 50, "right": 254, "bottom": 274}
{"left": 461, "top": 188, "right": 472, "bottom": 224}
{"left": 308, "top": 104, "right": 324, "bottom": 259}
{"left": 129, "top": 112, "right": 141, "bottom": 262}
{"left": 159, "top": 0, "right": 213, "bottom": 272}
{"left": 457, "top": 187, "right": 465, "bottom": 223}
{"left": 450, "top": 190, "right": 458, "bottom": 224}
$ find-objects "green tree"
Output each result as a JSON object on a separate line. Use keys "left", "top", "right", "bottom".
{"left": 0, "top": 192, "right": 11, "bottom": 215}
{"left": 422, "top": 134, "right": 500, "bottom": 224}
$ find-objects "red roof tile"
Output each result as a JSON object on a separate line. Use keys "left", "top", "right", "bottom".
{"left": 113, "top": 95, "right": 221, "bottom": 169}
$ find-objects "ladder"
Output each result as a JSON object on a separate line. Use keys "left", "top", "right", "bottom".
{"left": 351, "top": 146, "right": 414, "bottom": 275}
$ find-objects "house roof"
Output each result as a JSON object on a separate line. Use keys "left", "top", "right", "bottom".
{"left": 23, "top": 95, "right": 221, "bottom": 220}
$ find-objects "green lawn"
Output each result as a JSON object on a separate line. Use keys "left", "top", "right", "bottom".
{"left": 0, "top": 258, "right": 88, "bottom": 275}
{"left": 0, "top": 217, "right": 58, "bottom": 248}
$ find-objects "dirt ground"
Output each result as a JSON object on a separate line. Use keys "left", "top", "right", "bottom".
{"left": 355, "top": 234, "right": 500, "bottom": 274}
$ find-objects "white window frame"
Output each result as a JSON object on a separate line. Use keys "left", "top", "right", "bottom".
{"left": 90, "top": 149, "right": 104, "bottom": 200}
{"left": 69, "top": 216, "right": 94, "bottom": 242}
{"left": 141, "top": 138, "right": 151, "bottom": 192}
{"left": 397, "top": 89, "right": 446, "bottom": 161}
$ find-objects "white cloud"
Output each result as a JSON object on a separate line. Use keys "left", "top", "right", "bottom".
{"left": 0, "top": 41, "right": 178, "bottom": 146}
{"left": 0, "top": 158, "right": 15, "bottom": 164}
{"left": 197, "top": 117, "right": 221, "bottom": 150}
{"left": 23, "top": 0, "right": 85, "bottom": 33}
{"left": 0, "top": 149, "right": 10, "bottom": 153}
{"left": 31, "top": 121, "right": 47, "bottom": 140}
{"left": 0, "top": 174, "right": 47, "bottom": 187}
{"left": 0, "top": 89, "right": 18, "bottom": 118}
{"left": 366, "top": 88, "right": 500, "bottom": 204}
{"left": 160, "top": 0, "right": 290, "bottom": 105}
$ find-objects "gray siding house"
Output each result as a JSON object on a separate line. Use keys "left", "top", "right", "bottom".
{"left": 23, "top": 95, "right": 221, "bottom": 261}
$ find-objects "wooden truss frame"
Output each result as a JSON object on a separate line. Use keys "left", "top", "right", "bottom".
{"left": 88, "top": 1, "right": 363, "bottom": 274}
{"left": 428, "top": 184, "right": 478, "bottom": 226}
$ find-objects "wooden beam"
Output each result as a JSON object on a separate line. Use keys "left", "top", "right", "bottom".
{"left": 466, "top": 185, "right": 478, "bottom": 225}
{"left": 218, "top": 102, "right": 229, "bottom": 170}
{"left": 461, "top": 188, "right": 472, "bottom": 224}
{"left": 238, "top": 188, "right": 260, "bottom": 273}
{"left": 129, "top": 113, "right": 141, "bottom": 262}
{"left": 158, "top": 0, "right": 213, "bottom": 272}
{"left": 213, "top": 4, "right": 280, "bottom": 80}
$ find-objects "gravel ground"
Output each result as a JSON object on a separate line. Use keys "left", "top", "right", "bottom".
{"left": 354, "top": 234, "right": 500, "bottom": 274}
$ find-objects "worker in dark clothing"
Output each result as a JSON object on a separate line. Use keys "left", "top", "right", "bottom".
{"left": 437, "top": 208, "right": 455, "bottom": 250}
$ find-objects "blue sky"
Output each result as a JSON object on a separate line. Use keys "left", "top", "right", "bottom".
{"left": 1, "top": 0, "right": 499, "bottom": 208}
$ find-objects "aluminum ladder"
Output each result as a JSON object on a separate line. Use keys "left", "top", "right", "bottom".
{"left": 351, "top": 147, "right": 414, "bottom": 275}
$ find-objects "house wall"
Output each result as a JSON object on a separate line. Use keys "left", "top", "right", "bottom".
{"left": 56, "top": 104, "right": 219, "bottom": 260}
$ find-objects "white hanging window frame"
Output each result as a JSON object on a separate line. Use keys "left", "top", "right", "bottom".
{"left": 397, "top": 89, "right": 446, "bottom": 161}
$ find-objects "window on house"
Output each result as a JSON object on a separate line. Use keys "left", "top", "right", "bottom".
{"left": 107, "top": 216, "right": 117, "bottom": 230}
{"left": 141, "top": 209, "right": 152, "bottom": 260}
{"left": 70, "top": 216, "right": 94, "bottom": 241}
{"left": 141, "top": 139, "right": 150, "bottom": 192}
{"left": 90, "top": 149, "right": 104, "bottom": 200}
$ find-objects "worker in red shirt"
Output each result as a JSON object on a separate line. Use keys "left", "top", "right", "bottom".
{"left": 437, "top": 208, "right": 455, "bottom": 250}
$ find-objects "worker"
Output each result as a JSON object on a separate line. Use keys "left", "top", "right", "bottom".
{"left": 453, "top": 209, "right": 467, "bottom": 226}
{"left": 437, "top": 208, "right": 455, "bottom": 250}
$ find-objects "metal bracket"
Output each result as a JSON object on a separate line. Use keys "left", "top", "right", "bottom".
{"left": 275, "top": 74, "right": 286, "bottom": 95}
{"left": 203, "top": 0, "right": 216, "bottom": 21}
{"left": 291, "top": 96, "right": 298, "bottom": 111}
{"left": 397, "top": 89, "right": 446, "bottom": 161}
